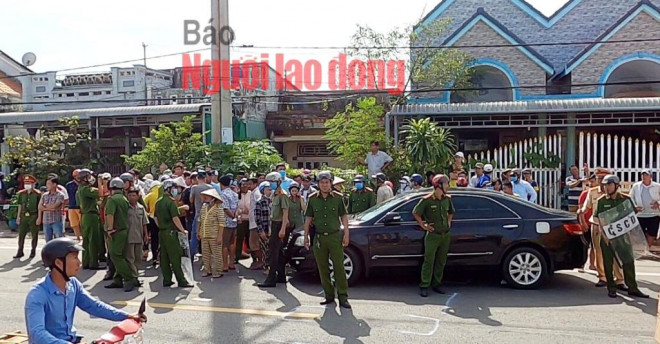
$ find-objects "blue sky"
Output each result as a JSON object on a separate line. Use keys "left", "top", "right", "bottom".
{"left": 1, "top": 0, "right": 566, "bottom": 76}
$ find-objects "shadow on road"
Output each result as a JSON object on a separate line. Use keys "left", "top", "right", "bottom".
{"left": 315, "top": 307, "right": 371, "bottom": 344}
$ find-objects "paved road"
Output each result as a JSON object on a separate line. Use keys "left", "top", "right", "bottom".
{"left": 0, "top": 232, "right": 658, "bottom": 344}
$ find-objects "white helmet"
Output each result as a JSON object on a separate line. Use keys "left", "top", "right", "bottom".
{"left": 265, "top": 171, "right": 282, "bottom": 182}
{"left": 484, "top": 164, "right": 494, "bottom": 173}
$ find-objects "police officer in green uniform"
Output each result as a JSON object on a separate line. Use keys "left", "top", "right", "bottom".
{"left": 413, "top": 174, "right": 455, "bottom": 297}
{"left": 154, "top": 179, "right": 192, "bottom": 288}
{"left": 594, "top": 174, "right": 649, "bottom": 299}
{"left": 304, "top": 171, "right": 352, "bottom": 309}
{"left": 13, "top": 175, "right": 41, "bottom": 259}
{"left": 104, "top": 178, "right": 137, "bottom": 292}
{"left": 258, "top": 172, "right": 291, "bottom": 288}
{"left": 76, "top": 169, "right": 103, "bottom": 269}
{"left": 348, "top": 175, "right": 376, "bottom": 214}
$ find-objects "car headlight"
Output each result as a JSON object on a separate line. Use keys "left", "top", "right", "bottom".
{"left": 294, "top": 235, "right": 305, "bottom": 247}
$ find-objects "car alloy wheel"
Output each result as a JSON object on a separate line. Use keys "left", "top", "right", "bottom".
{"left": 329, "top": 252, "right": 353, "bottom": 281}
{"left": 502, "top": 247, "right": 548, "bottom": 289}
{"left": 508, "top": 252, "right": 542, "bottom": 286}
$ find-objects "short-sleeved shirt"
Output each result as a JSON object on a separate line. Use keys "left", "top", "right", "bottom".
{"left": 127, "top": 203, "right": 149, "bottom": 244}
{"left": 305, "top": 191, "right": 348, "bottom": 233}
{"left": 271, "top": 193, "right": 291, "bottom": 222}
{"left": 582, "top": 187, "right": 604, "bottom": 224}
{"left": 220, "top": 187, "right": 239, "bottom": 228}
{"left": 105, "top": 193, "right": 129, "bottom": 230}
{"left": 365, "top": 150, "right": 393, "bottom": 177}
{"left": 76, "top": 186, "right": 99, "bottom": 215}
{"left": 18, "top": 190, "right": 41, "bottom": 218}
{"left": 566, "top": 175, "right": 583, "bottom": 207}
{"left": 413, "top": 194, "right": 455, "bottom": 234}
{"left": 191, "top": 184, "right": 213, "bottom": 215}
{"left": 40, "top": 191, "right": 65, "bottom": 224}
{"left": 155, "top": 196, "right": 180, "bottom": 231}
{"left": 348, "top": 189, "right": 376, "bottom": 214}
{"left": 65, "top": 181, "right": 79, "bottom": 208}
{"left": 287, "top": 197, "right": 305, "bottom": 229}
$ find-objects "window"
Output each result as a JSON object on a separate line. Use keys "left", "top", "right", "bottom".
{"left": 93, "top": 91, "right": 102, "bottom": 95}
{"left": 66, "top": 93, "right": 74, "bottom": 97}
{"left": 451, "top": 195, "right": 517, "bottom": 220}
{"left": 156, "top": 95, "right": 162, "bottom": 105}
{"left": 79, "top": 92, "right": 89, "bottom": 96}
{"left": 105, "top": 91, "right": 111, "bottom": 95}
{"left": 123, "top": 80, "right": 135, "bottom": 87}
{"left": 35, "top": 86, "right": 46, "bottom": 93}
{"left": 392, "top": 199, "right": 420, "bottom": 222}
{"left": 186, "top": 94, "right": 193, "bottom": 104}
{"left": 298, "top": 143, "right": 332, "bottom": 157}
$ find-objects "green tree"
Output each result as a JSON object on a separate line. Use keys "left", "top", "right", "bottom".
{"left": 401, "top": 118, "right": 457, "bottom": 173}
{"left": 1, "top": 117, "right": 92, "bottom": 183}
{"left": 123, "top": 115, "right": 206, "bottom": 173}
{"left": 325, "top": 97, "right": 390, "bottom": 170}
{"left": 207, "top": 140, "right": 283, "bottom": 175}
{"left": 347, "top": 18, "right": 473, "bottom": 104}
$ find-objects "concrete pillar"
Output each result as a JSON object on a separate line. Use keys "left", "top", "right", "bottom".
{"left": 538, "top": 114, "right": 547, "bottom": 138}
{"left": 124, "top": 128, "right": 131, "bottom": 157}
{"left": 565, "top": 113, "right": 576, "bottom": 176}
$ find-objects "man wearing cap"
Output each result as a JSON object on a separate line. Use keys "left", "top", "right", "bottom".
{"left": 500, "top": 169, "right": 512, "bottom": 183}
{"left": 629, "top": 169, "right": 660, "bottom": 248}
{"left": 104, "top": 178, "right": 136, "bottom": 291}
{"left": 511, "top": 169, "right": 537, "bottom": 203}
{"left": 469, "top": 163, "right": 484, "bottom": 188}
{"left": 66, "top": 170, "right": 82, "bottom": 241}
{"left": 594, "top": 175, "right": 649, "bottom": 298}
{"left": 76, "top": 170, "right": 103, "bottom": 269}
{"left": 360, "top": 141, "right": 393, "bottom": 179}
{"left": 413, "top": 174, "right": 455, "bottom": 297}
{"left": 449, "top": 152, "right": 465, "bottom": 175}
{"left": 579, "top": 168, "right": 626, "bottom": 288}
{"left": 303, "top": 171, "right": 351, "bottom": 308}
{"left": 190, "top": 171, "right": 213, "bottom": 258}
{"left": 348, "top": 175, "right": 376, "bottom": 214}
{"left": 476, "top": 164, "right": 493, "bottom": 188}
{"left": 13, "top": 175, "right": 41, "bottom": 259}
{"left": 126, "top": 187, "right": 149, "bottom": 286}
{"left": 374, "top": 173, "right": 394, "bottom": 205}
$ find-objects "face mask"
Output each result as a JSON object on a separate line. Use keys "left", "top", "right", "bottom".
{"left": 24, "top": 184, "right": 33, "bottom": 190}
{"left": 270, "top": 182, "right": 278, "bottom": 191}
{"left": 279, "top": 170, "right": 286, "bottom": 178}
{"left": 171, "top": 189, "right": 179, "bottom": 197}
{"left": 355, "top": 182, "right": 364, "bottom": 190}
{"left": 511, "top": 177, "right": 518, "bottom": 183}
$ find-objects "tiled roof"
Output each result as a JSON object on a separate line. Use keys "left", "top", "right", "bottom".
{"left": 0, "top": 79, "right": 20, "bottom": 98}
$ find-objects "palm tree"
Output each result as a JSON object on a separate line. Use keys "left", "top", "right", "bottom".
{"left": 401, "top": 118, "right": 457, "bottom": 173}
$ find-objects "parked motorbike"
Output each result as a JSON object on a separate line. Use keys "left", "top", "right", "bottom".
{"left": 92, "top": 298, "right": 146, "bottom": 344}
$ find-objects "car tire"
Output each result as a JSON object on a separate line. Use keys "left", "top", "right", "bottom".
{"left": 329, "top": 246, "right": 363, "bottom": 286}
{"left": 502, "top": 247, "right": 548, "bottom": 290}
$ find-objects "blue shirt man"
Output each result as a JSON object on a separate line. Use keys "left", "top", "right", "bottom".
{"left": 25, "top": 275, "right": 129, "bottom": 344}
{"left": 511, "top": 171, "right": 537, "bottom": 203}
{"left": 276, "top": 163, "right": 294, "bottom": 191}
{"left": 64, "top": 179, "right": 79, "bottom": 209}
{"left": 25, "top": 237, "right": 145, "bottom": 344}
{"left": 476, "top": 173, "right": 492, "bottom": 189}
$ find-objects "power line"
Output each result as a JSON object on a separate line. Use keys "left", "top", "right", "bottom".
{"left": 4, "top": 79, "right": 660, "bottom": 107}
{"left": 2, "top": 36, "right": 660, "bottom": 82}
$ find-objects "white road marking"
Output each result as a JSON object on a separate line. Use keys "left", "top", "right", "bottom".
{"left": 397, "top": 315, "right": 440, "bottom": 336}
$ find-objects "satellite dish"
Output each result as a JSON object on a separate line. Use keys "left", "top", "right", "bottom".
{"left": 22, "top": 52, "right": 37, "bottom": 67}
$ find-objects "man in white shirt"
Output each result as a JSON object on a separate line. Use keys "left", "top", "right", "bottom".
{"left": 360, "top": 141, "right": 393, "bottom": 179}
{"left": 374, "top": 173, "right": 394, "bottom": 204}
{"left": 511, "top": 169, "right": 537, "bottom": 203}
{"left": 469, "top": 163, "right": 484, "bottom": 188}
{"left": 629, "top": 169, "right": 660, "bottom": 248}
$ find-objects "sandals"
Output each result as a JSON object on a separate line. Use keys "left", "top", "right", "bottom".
{"left": 212, "top": 274, "right": 224, "bottom": 278}
{"left": 201, "top": 272, "right": 211, "bottom": 277}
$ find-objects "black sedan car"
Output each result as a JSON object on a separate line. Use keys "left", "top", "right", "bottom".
{"left": 288, "top": 188, "right": 588, "bottom": 289}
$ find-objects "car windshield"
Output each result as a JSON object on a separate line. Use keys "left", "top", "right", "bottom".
{"left": 353, "top": 194, "right": 409, "bottom": 222}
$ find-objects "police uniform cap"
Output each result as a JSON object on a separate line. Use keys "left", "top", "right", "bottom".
{"left": 23, "top": 175, "right": 37, "bottom": 183}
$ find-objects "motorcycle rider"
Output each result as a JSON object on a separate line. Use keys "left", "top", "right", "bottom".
{"left": 25, "top": 238, "right": 146, "bottom": 344}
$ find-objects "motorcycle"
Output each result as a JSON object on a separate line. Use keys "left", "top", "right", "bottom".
{"left": 3, "top": 299, "right": 146, "bottom": 344}
{"left": 92, "top": 298, "right": 147, "bottom": 344}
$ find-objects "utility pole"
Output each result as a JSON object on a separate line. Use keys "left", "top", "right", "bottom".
{"left": 142, "top": 42, "right": 148, "bottom": 106}
{"left": 211, "top": 0, "right": 233, "bottom": 144}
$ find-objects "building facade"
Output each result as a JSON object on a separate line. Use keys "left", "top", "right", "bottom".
{"left": 0, "top": 51, "right": 31, "bottom": 113}
{"left": 399, "top": 0, "right": 660, "bottom": 171}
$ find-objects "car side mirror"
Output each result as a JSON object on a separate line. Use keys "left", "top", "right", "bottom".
{"left": 382, "top": 212, "right": 401, "bottom": 225}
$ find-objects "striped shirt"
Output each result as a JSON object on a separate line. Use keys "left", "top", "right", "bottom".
{"left": 566, "top": 176, "right": 584, "bottom": 207}
{"left": 199, "top": 202, "right": 225, "bottom": 239}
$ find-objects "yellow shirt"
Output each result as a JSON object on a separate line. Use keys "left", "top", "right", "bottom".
{"left": 200, "top": 202, "right": 225, "bottom": 239}
{"left": 144, "top": 190, "right": 159, "bottom": 217}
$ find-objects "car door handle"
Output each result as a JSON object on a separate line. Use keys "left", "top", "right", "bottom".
{"left": 502, "top": 224, "right": 519, "bottom": 229}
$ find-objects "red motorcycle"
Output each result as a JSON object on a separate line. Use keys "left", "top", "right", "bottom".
{"left": 92, "top": 298, "right": 146, "bottom": 344}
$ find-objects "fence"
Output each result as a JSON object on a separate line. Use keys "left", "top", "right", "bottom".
{"left": 466, "top": 135, "right": 563, "bottom": 209}
{"left": 578, "top": 132, "right": 660, "bottom": 184}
